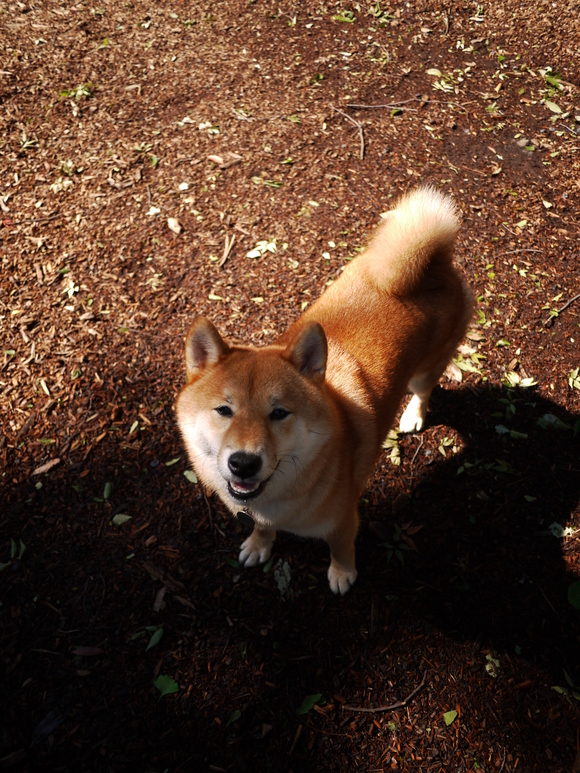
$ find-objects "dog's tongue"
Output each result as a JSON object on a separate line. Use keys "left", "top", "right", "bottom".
{"left": 232, "top": 481, "right": 259, "bottom": 493}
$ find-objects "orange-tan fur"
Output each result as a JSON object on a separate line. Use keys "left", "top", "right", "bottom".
{"left": 176, "top": 187, "right": 473, "bottom": 594}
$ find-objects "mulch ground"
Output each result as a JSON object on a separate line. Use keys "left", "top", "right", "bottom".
{"left": 1, "top": 1, "right": 580, "bottom": 771}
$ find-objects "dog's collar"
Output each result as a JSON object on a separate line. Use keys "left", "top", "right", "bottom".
{"left": 236, "top": 509, "right": 255, "bottom": 528}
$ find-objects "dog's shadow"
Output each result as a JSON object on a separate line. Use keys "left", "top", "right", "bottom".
{"left": 360, "top": 383, "right": 580, "bottom": 677}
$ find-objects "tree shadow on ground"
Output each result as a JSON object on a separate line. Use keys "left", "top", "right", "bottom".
{"left": 364, "top": 384, "right": 580, "bottom": 676}
{"left": 1, "top": 382, "right": 579, "bottom": 772}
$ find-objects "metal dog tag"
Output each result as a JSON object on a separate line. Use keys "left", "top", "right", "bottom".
{"left": 236, "top": 510, "right": 255, "bottom": 529}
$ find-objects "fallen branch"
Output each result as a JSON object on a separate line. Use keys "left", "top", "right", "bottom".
{"left": 331, "top": 105, "right": 365, "bottom": 160}
{"left": 342, "top": 673, "right": 426, "bottom": 714}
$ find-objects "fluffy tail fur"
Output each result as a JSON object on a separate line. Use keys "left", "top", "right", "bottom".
{"left": 366, "top": 187, "right": 460, "bottom": 296}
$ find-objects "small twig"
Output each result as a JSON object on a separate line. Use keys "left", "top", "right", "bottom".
{"left": 2, "top": 212, "right": 61, "bottom": 227}
{"left": 202, "top": 488, "right": 215, "bottom": 540}
{"left": 303, "top": 720, "right": 351, "bottom": 739}
{"left": 348, "top": 103, "right": 417, "bottom": 113}
{"left": 288, "top": 724, "right": 302, "bottom": 755}
{"left": 342, "top": 673, "right": 426, "bottom": 714}
{"left": 146, "top": 184, "right": 152, "bottom": 207}
{"left": 543, "top": 291, "right": 580, "bottom": 327}
{"left": 411, "top": 435, "right": 424, "bottom": 465}
{"left": 232, "top": 107, "right": 254, "bottom": 122}
{"left": 218, "top": 233, "right": 235, "bottom": 267}
{"left": 558, "top": 123, "right": 578, "bottom": 136}
{"left": 331, "top": 105, "right": 364, "bottom": 159}
{"left": 174, "top": 156, "right": 202, "bottom": 166}
{"left": 347, "top": 96, "right": 421, "bottom": 110}
{"left": 497, "top": 746, "right": 507, "bottom": 773}
{"left": 234, "top": 223, "right": 250, "bottom": 236}
{"left": 347, "top": 96, "right": 473, "bottom": 113}
{"left": 537, "top": 584, "right": 559, "bottom": 616}
{"left": 500, "top": 223, "right": 518, "bottom": 237}
{"left": 496, "top": 248, "right": 542, "bottom": 258}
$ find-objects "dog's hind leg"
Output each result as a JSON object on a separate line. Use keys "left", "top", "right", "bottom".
{"left": 399, "top": 374, "right": 437, "bottom": 433}
{"left": 400, "top": 279, "right": 473, "bottom": 434}
{"left": 399, "top": 345, "right": 458, "bottom": 433}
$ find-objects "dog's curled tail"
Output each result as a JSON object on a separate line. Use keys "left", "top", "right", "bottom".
{"left": 368, "top": 186, "right": 460, "bottom": 296}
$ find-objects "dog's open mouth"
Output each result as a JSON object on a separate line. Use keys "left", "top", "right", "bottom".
{"left": 227, "top": 479, "right": 265, "bottom": 502}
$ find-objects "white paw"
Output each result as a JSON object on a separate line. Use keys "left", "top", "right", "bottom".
{"left": 399, "top": 395, "right": 426, "bottom": 434}
{"left": 239, "top": 534, "right": 273, "bottom": 567}
{"left": 327, "top": 564, "right": 357, "bottom": 595}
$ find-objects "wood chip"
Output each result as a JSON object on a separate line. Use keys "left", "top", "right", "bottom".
{"left": 32, "top": 458, "right": 61, "bottom": 476}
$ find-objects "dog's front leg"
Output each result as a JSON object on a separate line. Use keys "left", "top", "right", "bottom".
{"left": 239, "top": 526, "right": 276, "bottom": 567}
{"left": 326, "top": 527, "right": 358, "bottom": 595}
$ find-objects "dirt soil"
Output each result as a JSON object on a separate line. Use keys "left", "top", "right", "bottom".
{"left": 1, "top": 1, "right": 580, "bottom": 771}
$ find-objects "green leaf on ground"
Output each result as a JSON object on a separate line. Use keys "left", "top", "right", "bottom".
{"left": 537, "top": 413, "right": 570, "bottom": 431}
{"left": 298, "top": 693, "right": 322, "bottom": 715}
{"left": 568, "top": 581, "right": 580, "bottom": 610}
{"left": 146, "top": 627, "right": 164, "bottom": 651}
{"left": 382, "top": 429, "right": 401, "bottom": 465}
{"left": 184, "top": 470, "right": 198, "bottom": 483}
{"left": 485, "top": 654, "right": 500, "bottom": 677}
{"left": 443, "top": 710, "right": 458, "bottom": 726}
{"left": 153, "top": 674, "right": 178, "bottom": 697}
{"left": 226, "top": 709, "right": 242, "bottom": 727}
{"left": 332, "top": 11, "right": 355, "bottom": 22}
{"left": 112, "top": 514, "right": 132, "bottom": 526}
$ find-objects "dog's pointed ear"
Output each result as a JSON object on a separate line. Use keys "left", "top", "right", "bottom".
{"left": 284, "top": 321, "right": 327, "bottom": 384}
{"left": 185, "top": 318, "right": 229, "bottom": 381}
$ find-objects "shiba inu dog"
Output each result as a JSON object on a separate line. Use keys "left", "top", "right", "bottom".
{"left": 176, "top": 187, "right": 473, "bottom": 594}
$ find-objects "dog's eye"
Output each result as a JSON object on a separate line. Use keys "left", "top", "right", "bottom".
{"left": 214, "top": 405, "right": 233, "bottom": 418}
{"left": 270, "top": 407, "right": 290, "bottom": 421}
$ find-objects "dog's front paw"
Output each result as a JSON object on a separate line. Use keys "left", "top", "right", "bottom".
{"left": 327, "top": 564, "right": 357, "bottom": 595}
{"left": 399, "top": 395, "right": 427, "bottom": 433}
{"left": 239, "top": 530, "right": 275, "bottom": 567}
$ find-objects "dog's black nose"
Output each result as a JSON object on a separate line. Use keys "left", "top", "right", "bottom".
{"left": 228, "top": 451, "right": 262, "bottom": 479}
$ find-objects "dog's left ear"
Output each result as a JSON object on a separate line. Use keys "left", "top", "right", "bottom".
{"left": 284, "top": 321, "right": 327, "bottom": 384}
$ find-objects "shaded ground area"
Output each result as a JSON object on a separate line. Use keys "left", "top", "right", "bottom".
{"left": 1, "top": 1, "right": 580, "bottom": 771}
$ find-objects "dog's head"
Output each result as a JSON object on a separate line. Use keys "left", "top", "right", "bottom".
{"left": 176, "top": 318, "right": 334, "bottom": 512}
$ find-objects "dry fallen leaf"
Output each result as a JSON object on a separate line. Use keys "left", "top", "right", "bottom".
{"left": 208, "top": 152, "right": 242, "bottom": 169}
{"left": 167, "top": 217, "right": 182, "bottom": 234}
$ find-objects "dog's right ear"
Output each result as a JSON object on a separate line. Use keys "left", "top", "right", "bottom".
{"left": 185, "top": 318, "right": 229, "bottom": 381}
{"left": 284, "top": 321, "right": 327, "bottom": 385}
